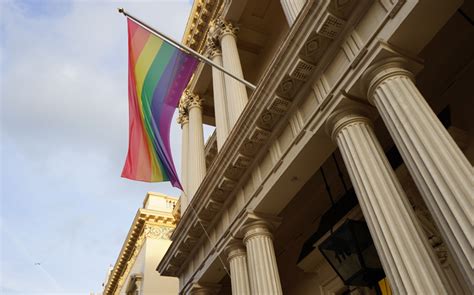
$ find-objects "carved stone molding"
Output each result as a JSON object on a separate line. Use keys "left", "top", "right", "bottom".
{"left": 299, "top": 32, "right": 331, "bottom": 65}
{"left": 158, "top": 0, "right": 372, "bottom": 280}
{"left": 177, "top": 111, "right": 189, "bottom": 126}
{"left": 143, "top": 224, "right": 174, "bottom": 240}
{"left": 186, "top": 90, "right": 204, "bottom": 110}
{"left": 214, "top": 18, "right": 239, "bottom": 40}
{"left": 204, "top": 35, "right": 222, "bottom": 59}
{"left": 183, "top": 0, "right": 222, "bottom": 51}
{"left": 276, "top": 76, "right": 300, "bottom": 99}
{"left": 178, "top": 92, "right": 190, "bottom": 126}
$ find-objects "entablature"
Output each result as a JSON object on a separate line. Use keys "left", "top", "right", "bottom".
{"left": 159, "top": 0, "right": 462, "bottom": 290}
{"left": 158, "top": 0, "right": 374, "bottom": 279}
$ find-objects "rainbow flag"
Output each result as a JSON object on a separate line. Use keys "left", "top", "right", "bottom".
{"left": 122, "top": 19, "right": 198, "bottom": 188}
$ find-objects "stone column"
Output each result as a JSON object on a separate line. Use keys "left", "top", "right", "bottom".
{"left": 215, "top": 18, "right": 248, "bottom": 128}
{"left": 280, "top": 0, "right": 306, "bottom": 25}
{"left": 178, "top": 99, "right": 190, "bottom": 212}
{"left": 226, "top": 243, "right": 251, "bottom": 295}
{"left": 186, "top": 91, "right": 206, "bottom": 198}
{"left": 326, "top": 105, "right": 451, "bottom": 294}
{"left": 205, "top": 36, "right": 230, "bottom": 150}
{"left": 363, "top": 57, "right": 473, "bottom": 286}
{"left": 243, "top": 221, "right": 282, "bottom": 295}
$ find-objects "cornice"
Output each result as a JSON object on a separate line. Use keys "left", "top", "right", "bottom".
{"left": 158, "top": 0, "right": 373, "bottom": 277}
{"left": 182, "top": 0, "right": 224, "bottom": 52}
{"left": 103, "top": 208, "right": 176, "bottom": 295}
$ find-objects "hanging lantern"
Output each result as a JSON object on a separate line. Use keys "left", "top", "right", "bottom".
{"left": 319, "top": 219, "right": 385, "bottom": 287}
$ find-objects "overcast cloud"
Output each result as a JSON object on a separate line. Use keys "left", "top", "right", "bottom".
{"left": 1, "top": 0, "right": 211, "bottom": 293}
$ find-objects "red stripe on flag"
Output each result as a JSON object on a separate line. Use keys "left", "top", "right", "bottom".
{"left": 128, "top": 19, "right": 151, "bottom": 64}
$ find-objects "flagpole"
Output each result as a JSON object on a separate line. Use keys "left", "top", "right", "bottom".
{"left": 118, "top": 8, "right": 257, "bottom": 91}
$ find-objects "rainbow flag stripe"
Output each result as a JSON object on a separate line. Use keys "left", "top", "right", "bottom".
{"left": 122, "top": 19, "right": 198, "bottom": 188}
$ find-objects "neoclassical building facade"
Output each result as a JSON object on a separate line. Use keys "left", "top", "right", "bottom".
{"left": 103, "top": 193, "right": 179, "bottom": 295}
{"left": 159, "top": 0, "right": 473, "bottom": 294}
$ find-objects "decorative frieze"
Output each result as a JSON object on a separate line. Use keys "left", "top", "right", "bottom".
{"left": 316, "top": 12, "right": 346, "bottom": 39}
{"left": 158, "top": 0, "right": 371, "bottom": 282}
{"left": 299, "top": 32, "right": 331, "bottom": 65}
{"left": 257, "top": 111, "right": 280, "bottom": 130}
{"left": 249, "top": 127, "right": 271, "bottom": 143}
{"left": 218, "top": 177, "right": 237, "bottom": 191}
{"left": 232, "top": 154, "right": 252, "bottom": 169}
{"left": 241, "top": 140, "right": 260, "bottom": 157}
{"left": 224, "top": 165, "right": 245, "bottom": 180}
{"left": 289, "top": 58, "right": 315, "bottom": 81}
{"left": 268, "top": 96, "right": 292, "bottom": 115}
{"left": 276, "top": 76, "right": 300, "bottom": 99}
{"left": 210, "top": 188, "right": 227, "bottom": 203}
{"left": 143, "top": 225, "right": 174, "bottom": 240}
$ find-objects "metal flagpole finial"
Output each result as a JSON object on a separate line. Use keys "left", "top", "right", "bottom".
{"left": 117, "top": 8, "right": 125, "bottom": 14}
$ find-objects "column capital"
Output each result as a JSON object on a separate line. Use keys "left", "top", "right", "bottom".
{"left": 204, "top": 35, "right": 222, "bottom": 59}
{"left": 213, "top": 18, "right": 239, "bottom": 40}
{"left": 185, "top": 90, "right": 204, "bottom": 110}
{"left": 242, "top": 220, "right": 274, "bottom": 244}
{"left": 177, "top": 111, "right": 189, "bottom": 125}
{"left": 362, "top": 57, "right": 417, "bottom": 101}
{"left": 177, "top": 94, "right": 190, "bottom": 125}
{"left": 225, "top": 241, "right": 247, "bottom": 261}
{"left": 326, "top": 103, "right": 373, "bottom": 141}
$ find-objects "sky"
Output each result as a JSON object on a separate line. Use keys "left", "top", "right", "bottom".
{"left": 0, "top": 0, "right": 213, "bottom": 293}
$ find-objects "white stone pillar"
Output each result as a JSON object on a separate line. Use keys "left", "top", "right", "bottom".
{"left": 205, "top": 36, "right": 230, "bottom": 150}
{"left": 215, "top": 18, "right": 248, "bottom": 128}
{"left": 226, "top": 243, "right": 251, "bottom": 295}
{"left": 177, "top": 100, "right": 190, "bottom": 213}
{"left": 280, "top": 0, "right": 306, "bottom": 25}
{"left": 363, "top": 57, "right": 473, "bottom": 286}
{"left": 186, "top": 91, "right": 206, "bottom": 198}
{"left": 243, "top": 221, "right": 282, "bottom": 295}
{"left": 326, "top": 105, "right": 451, "bottom": 294}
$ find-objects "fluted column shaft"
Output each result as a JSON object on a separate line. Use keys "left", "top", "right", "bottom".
{"left": 243, "top": 222, "right": 282, "bottom": 295}
{"left": 227, "top": 244, "right": 251, "bottom": 295}
{"left": 206, "top": 40, "right": 230, "bottom": 150}
{"left": 178, "top": 111, "right": 190, "bottom": 212}
{"left": 280, "top": 0, "right": 306, "bottom": 25}
{"left": 216, "top": 19, "right": 248, "bottom": 128}
{"left": 364, "top": 58, "right": 473, "bottom": 286}
{"left": 327, "top": 107, "right": 450, "bottom": 294}
{"left": 187, "top": 93, "right": 206, "bottom": 198}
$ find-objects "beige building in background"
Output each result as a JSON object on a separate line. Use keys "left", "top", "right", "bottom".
{"left": 103, "top": 193, "right": 179, "bottom": 295}
{"left": 158, "top": 0, "right": 473, "bottom": 294}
